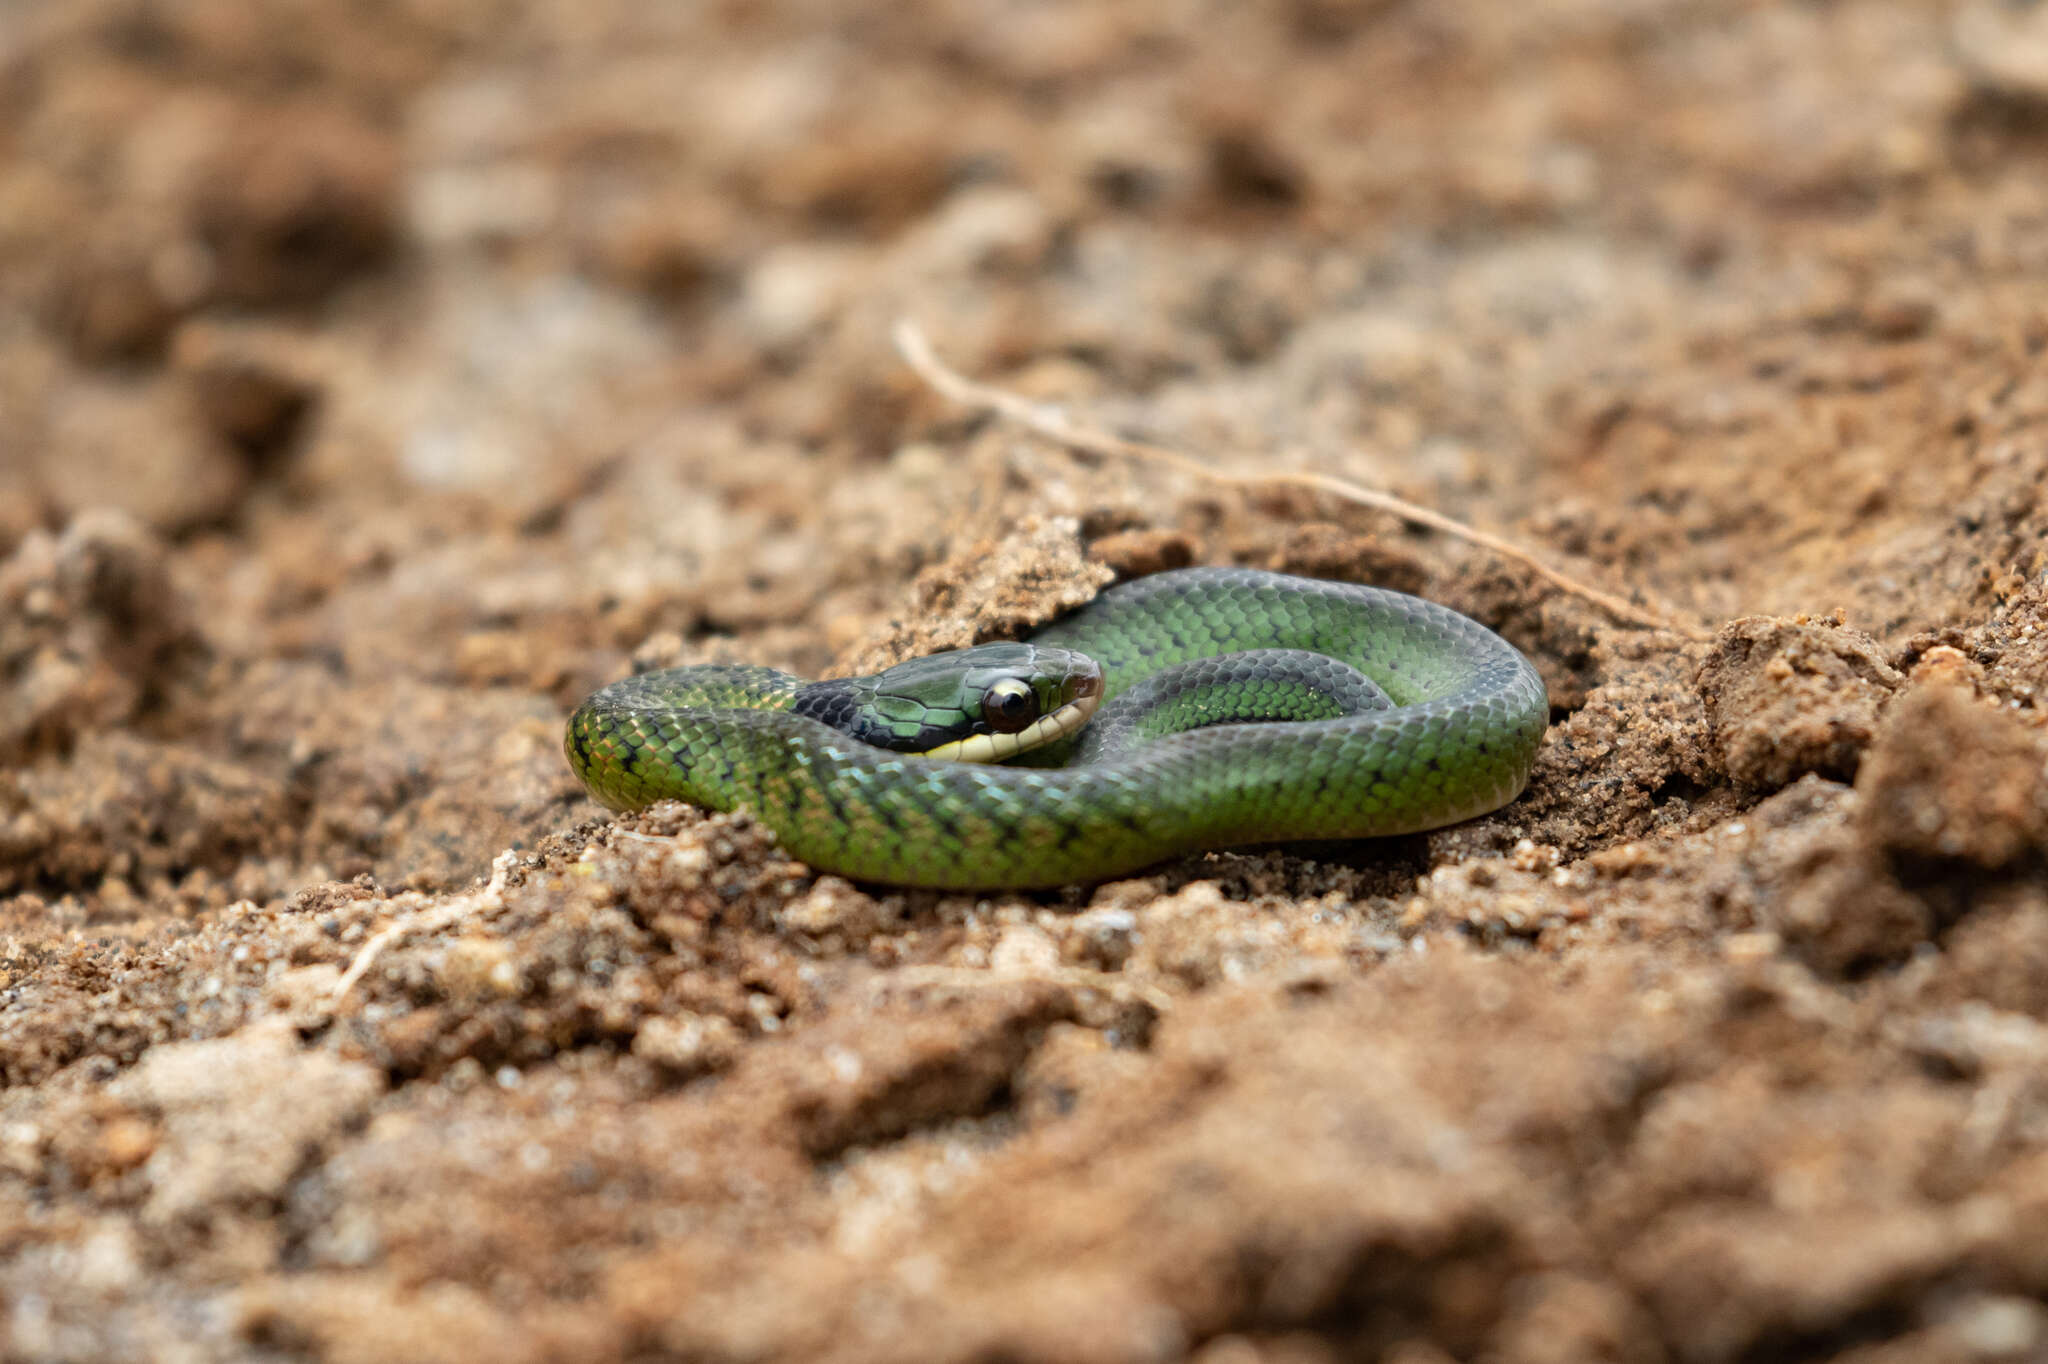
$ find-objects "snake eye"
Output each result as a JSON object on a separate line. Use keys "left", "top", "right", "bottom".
{"left": 982, "top": 678, "right": 1040, "bottom": 733}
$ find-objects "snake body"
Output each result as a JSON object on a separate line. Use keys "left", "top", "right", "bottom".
{"left": 565, "top": 567, "right": 1548, "bottom": 889}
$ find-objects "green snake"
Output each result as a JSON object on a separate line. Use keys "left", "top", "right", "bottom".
{"left": 565, "top": 567, "right": 1548, "bottom": 889}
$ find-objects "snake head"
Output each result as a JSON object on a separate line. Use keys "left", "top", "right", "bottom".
{"left": 794, "top": 642, "right": 1103, "bottom": 763}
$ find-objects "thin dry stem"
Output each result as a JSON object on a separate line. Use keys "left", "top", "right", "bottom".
{"left": 894, "top": 318, "right": 1706, "bottom": 639}
{"left": 330, "top": 851, "right": 517, "bottom": 1005}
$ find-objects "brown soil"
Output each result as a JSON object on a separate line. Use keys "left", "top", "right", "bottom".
{"left": 6, "top": 2, "right": 2048, "bottom": 1361}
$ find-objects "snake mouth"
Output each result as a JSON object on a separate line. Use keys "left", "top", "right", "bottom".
{"left": 916, "top": 685, "right": 1102, "bottom": 764}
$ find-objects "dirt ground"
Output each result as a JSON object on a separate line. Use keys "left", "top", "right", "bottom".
{"left": 5, "top": 1, "right": 2048, "bottom": 1360}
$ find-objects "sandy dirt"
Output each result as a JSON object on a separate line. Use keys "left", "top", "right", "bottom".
{"left": 5, "top": 1, "right": 2048, "bottom": 1360}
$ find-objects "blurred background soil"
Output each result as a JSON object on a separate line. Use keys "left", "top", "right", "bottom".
{"left": 5, "top": 1, "right": 2048, "bottom": 1360}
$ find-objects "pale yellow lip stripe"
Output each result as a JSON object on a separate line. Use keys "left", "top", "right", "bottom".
{"left": 916, "top": 691, "right": 1103, "bottom": 764}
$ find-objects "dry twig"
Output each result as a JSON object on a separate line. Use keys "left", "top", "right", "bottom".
{"left": 894, "top": 319, "right": 1705, "bottom": 639}
{"left": 330, "top": 851, "right": 518, "bottom": 1005}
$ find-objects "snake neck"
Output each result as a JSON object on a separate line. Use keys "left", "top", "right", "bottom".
{"left": 788, "top": 678, "right": 863, "bottom": 729}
